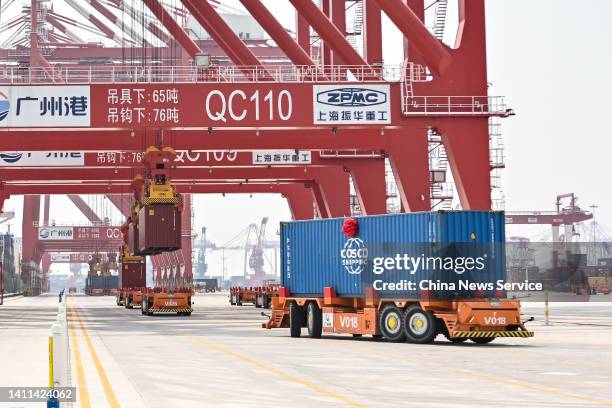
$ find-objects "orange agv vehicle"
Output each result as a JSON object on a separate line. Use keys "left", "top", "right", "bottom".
{"left": 255, "top": 284, "right": 279, "bottom": 309}
{"left": 230, "top": 285, "right": 279, "bottom": 308}
{"left": 264, "top": 287, "right": 533, "bottom": 343}
{"left": 141, "top": 287, "right": 192, "bottom": 316}
{"left": 263, "top": 212, "right": 534, "bottom": 344}
{"left": 229, "top": 287, "right": 256, "bottom": 306}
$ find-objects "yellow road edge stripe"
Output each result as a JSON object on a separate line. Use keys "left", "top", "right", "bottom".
{"left": 187, "top": 335, "right": 367, "bottom": 408}
{"left": 345, "top": 344, "right": 612, "bottom": 407}
{"left": 74, "top": 306, "right": 121, "bottom": 408}
{"left": 68, "top": 302, "right": 91, "bottom": 408}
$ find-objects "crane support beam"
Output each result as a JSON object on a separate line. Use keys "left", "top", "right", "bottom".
{"left": 143, "top": 0, "right": 202, "bottom": 57}
{"left": 386, "top": 130, "right": 431, "bottom": 212}
{"left": 1, "top": 129, "right": 390, "bottom": 151}
{"left": 296, "top": 12, "right": 310, "bottom": 54}
{"left": 45, "top": 14, "right": 85, "bottom": 43}
{"left": 67, "top": 194, "right": 104, "bottom": 224}
{"left": 42, "top": 194, "right": 50, "bottom": 225}
{"left": 86, "top": 0, "right": 153, "bottom": 47}
{"left": 289, "top": 0, "right": 373, "bottom": 76}
{"left": 63, "top": 0, "right": 122, "bottom": 45}
{"left": 0, "top": 166, "right": 352, "bottom": 182}
{"left": 313, "top": 167, "right": 350, "bottom": 218}
{"left": 21, "top": 194, "right": 41, "bottom": 266}
{"left": 238, "top": 0, "right": 319, "bottom": 67}
{"left": 346, "top": 159, "right": 387, "bottom": 215}
{"left": 373, "top": 0, "right": 452, "bottom": 75}
{"left": 363, "top": 0, "right": 383, "bottom": 64}
{"left": 181, "top": 0, "right": 272, "bottom": 78}
{"left": 439, "top": 119, "right": 491, "bottom": 210}
{"left": 106, "top": 194, "right": 131, "bottom": 217}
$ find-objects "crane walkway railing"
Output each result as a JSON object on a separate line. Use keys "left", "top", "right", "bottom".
{"left": 0, "top": 64, "right": 405, "bottom": 84}
{"left": 402, "top": 95, "right": 511, "bottom": 116}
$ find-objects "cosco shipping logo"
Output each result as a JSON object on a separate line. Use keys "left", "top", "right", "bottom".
{"left": 341, "top": 238, "right": 369, "bottom": 274}
{"left": 0, "top": 91, "right": 9, "bottom": 122}
{"left": 317, "top": 88, "right": 387, "bottom": 107}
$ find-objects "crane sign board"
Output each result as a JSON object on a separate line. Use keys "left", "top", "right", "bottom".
{"left": 0, "top": 84, "right": 394, "bottom": 128}
{"left": 0, "top": 86, "right": 90, "bottom": 127}
{"left": 38, "top": 227, "right": 123, "bottom": 241}
{"left": 313, "top": 85, "right": 391, "bottom": 124}
{"left": 0, "top": 152, "right": 84, "bottom": 167}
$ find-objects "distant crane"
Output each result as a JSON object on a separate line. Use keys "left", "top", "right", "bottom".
{"left": 246, "top": 217, "right": 268, "bottom": 282}
{"left": 193, "top": 218, "right": 278, "bottom": 285}
{"left": 505, "top": 193, "right": 593, "bottom": 242}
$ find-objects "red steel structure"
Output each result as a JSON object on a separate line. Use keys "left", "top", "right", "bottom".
{"left": 0, "top": 0, "right": 510, "bottom": 292}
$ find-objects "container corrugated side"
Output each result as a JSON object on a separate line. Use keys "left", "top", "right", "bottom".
{"left": 119, "top": 262, "right": 146, "bottom": 288}
{"left": 138, "top": 205, "right": 181, "bottom": 254}
{"left": 281, "top": 211, "right": 506, "bottom": 299}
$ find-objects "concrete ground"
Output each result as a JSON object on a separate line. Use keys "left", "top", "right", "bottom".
{"left": 1, "top": 293, "right": 611, "bottom": 408}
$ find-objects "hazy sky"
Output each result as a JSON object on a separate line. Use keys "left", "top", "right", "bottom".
{"left": 1, "top": 0, "right": 611, "bottom": 255}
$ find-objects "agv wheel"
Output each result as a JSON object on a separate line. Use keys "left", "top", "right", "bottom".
{"left": 378, "top": 305, "right": 406, "bottom": 342}
{"left": 306, "top": 302, "right": 322, "bottom": 339}
{"left": 290, "top": 302, "right": 304, "bottom": 338}
{"left": 403, "top": 304, "right": 437, "bottom": 344}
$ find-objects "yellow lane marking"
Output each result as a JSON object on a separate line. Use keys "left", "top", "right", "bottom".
{"left": 73, "top": 306, "right": 121, "bottom": 408}
{"left": 68, "top": 302, "right": 91, "bottom": 408}
{"left": 340, "top": 343, "right": 612, "bottom": 407}
{"left": 186, "top": 336, "right": 367, "bottom": 408}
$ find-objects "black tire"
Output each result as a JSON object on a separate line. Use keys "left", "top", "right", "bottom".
{"left": 290, "top": 302, "right": 304, "bottom": 338}
{"left": 378, "top": 305, "right": 406, "bottom": 342}
{"left": 403, "top": 304, "right": 437, "bottom": 344}
{"left": 143, "top": 299, "right": 153, "bottom": 316}
{"left": 306, "top": 302, "right": 322, "bottom": 339}
{"left": 471, "top": 337, "right": 495, "bottom": 344}
{"left": 446, "top": 336, "right": 468, "bottom": 343}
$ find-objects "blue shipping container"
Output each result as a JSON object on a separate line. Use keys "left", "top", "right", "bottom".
{"left": 281, "top": 211, "right": 506, "bottom": 299}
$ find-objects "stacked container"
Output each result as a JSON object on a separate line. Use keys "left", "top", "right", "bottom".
{"left": 281, "top": 211, "right": 506, "bottom": 299}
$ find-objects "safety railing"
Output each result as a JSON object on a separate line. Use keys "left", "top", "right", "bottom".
{"left": 0, "top": 64, "right": 405, "bottom": 84}
{"left": 403, "top": 95, "right": 512, "bottom": 116}
{"left": 34, "top": 221, "right": 118, "bottom": 227}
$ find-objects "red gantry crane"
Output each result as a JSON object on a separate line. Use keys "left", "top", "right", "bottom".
{"left": 0, "top": 0, "right": 510, "bottom": 296}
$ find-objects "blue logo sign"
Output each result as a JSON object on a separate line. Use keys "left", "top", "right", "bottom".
{"left": 317, "top": 88, "right": 387, "bottom": 107}
{"left": 0, "top": 91, "right": 9, "bottom": 122}
{"left": 0, "top": 153, "right": 23, "bottom": 163}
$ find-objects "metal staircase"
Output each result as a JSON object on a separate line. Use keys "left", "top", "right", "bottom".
{"left": 433, "top": 0, "right": 449, "bottom": 40}
{"left": 347, "top": 0, "right": 364, "bottom": 51}
{"left": 428, "top": 130, "right": 454, "bottom": 210}
{"left": 385, "top": 159, "right": 401, "bottom": 213}
{"left": 489, "top": 116, "right": 506, "bottom": 210}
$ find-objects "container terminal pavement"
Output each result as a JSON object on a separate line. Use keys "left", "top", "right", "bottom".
{"left": 0, "top": 294, "right": 611, "bottom": 407}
